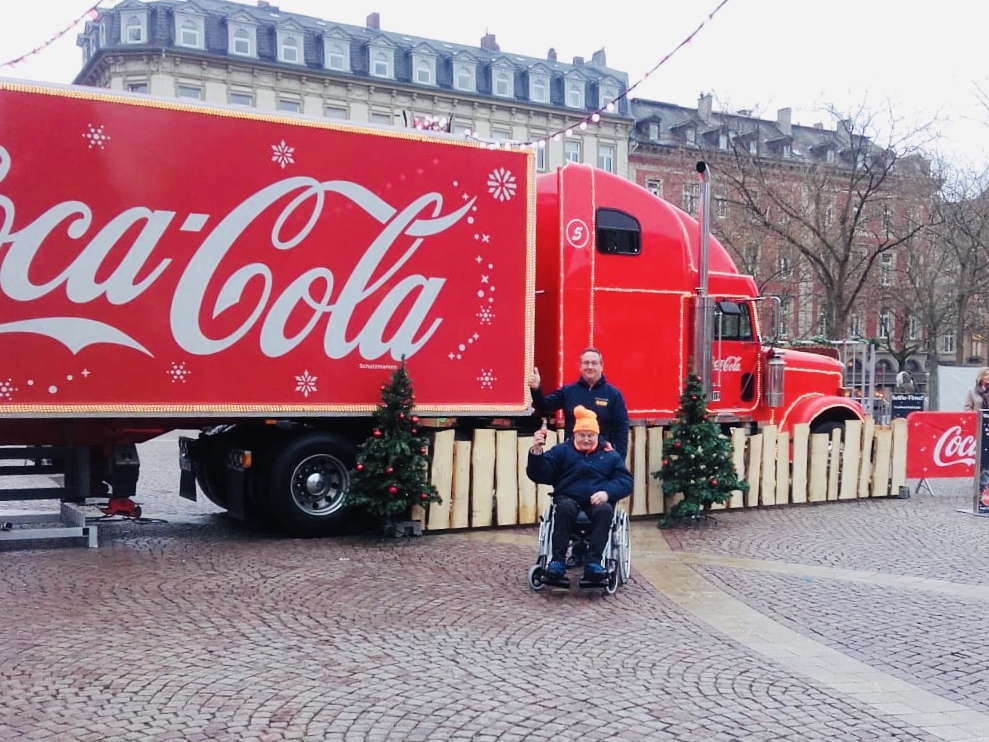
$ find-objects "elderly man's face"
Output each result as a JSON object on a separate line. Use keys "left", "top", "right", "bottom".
{"left": 573, "top": 431, "right": 598, "bottom": 452}
{"left": 580, "top": 351, "right": 603, "bottom": 385}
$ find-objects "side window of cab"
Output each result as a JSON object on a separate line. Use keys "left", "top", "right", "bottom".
{"left": 714, "top": 301, "right": 754, "bottom": 340}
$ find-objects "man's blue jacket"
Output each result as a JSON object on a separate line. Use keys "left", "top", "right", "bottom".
{"left": 530, "top": 374, "right": 630, "bottom": 459}
{"left": 526, "top": 442, "right": 632, "bottom": 505}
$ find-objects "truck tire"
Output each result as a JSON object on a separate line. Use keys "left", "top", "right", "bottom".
{"left": 263, "top": 431, "right": 356, "bottom": 538}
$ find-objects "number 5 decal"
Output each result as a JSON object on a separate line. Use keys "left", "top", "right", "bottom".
{"left": 565, "top": 218, "right": 590, "bottom": 249}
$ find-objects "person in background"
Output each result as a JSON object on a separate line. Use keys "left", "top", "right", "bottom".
{"left": 963, "top": 367, "right": 989, "bottom": 410}
{"left": 528, "top": 347, "right": 630, "bottom": 461}
{"left": 527, "top": 405, "right": 632, "bottom": 585}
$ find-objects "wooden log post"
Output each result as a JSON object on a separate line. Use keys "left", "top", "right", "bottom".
{"left": 791, "top": 424, "right": 809, "bottom": 504}
{"left": 858, "top": 417, "right": 876, "bottom": 498}
{"left": 730, "top": 427, "right": 746, "bottom": 509}
{"left": 630, "top": 426, "right": 647, "bottom": 516}
{"left": 426, "top": 429, "right": 455, "bottom": 531}
{"left": 774, "top": 432, "right": 790, "bottom": 506}
{"left": 826, "top": 428, "right": 841, "bottom": 501}
{"left": 470, "top": 429, "right": 496, "bottom": 528}
{"left": 647, "top": 426, "right": 665, "bottom": 514}
{"left": 808, "top": 433, "right": 828, "bottom": 503}
{"left": 746, "top": 433, "right": 762, "bottom": 507}
{"left": 890, "top": 418, "right": 908, "bottom": 493}
{"left": 872, "top": 426, "right": 893, "bottom": 497}
{"left": 450, "top": 440, "right": 472, "bottom": 529}
{"left": 517, "top": 436, "right": 538, "bottom": 525}
{"left": 760, "top": 425, "right": 778, "bottom": 506}
{"left": 494, "top": 430, "right": 519, "bottom": 526}
{"left": 838, "top": 420, "right": 862, "bottom": 501}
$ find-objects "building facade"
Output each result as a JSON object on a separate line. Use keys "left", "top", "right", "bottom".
{"left": 627, "top": 94, "right": 947, "bottom": 396}
{"left": 74, "top": 0, "right": 633, "bottom": 177}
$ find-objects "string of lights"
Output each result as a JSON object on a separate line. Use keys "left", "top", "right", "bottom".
{"left": 469, "top": 0, "right": 733, "bottom": 150}
{"left": 0, "top": 2, "right": 102, "bottom": 71}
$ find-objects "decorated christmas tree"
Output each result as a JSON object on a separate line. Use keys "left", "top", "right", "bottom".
{"left": 348, "top": 359, "right": 441, "bottom": 522}
{"left": 653, "top": 372, "right": 748, "bottom": 524}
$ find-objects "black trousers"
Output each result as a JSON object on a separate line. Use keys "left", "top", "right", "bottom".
{"left": 551, "top": 496, "right": 614, "bottom": 565}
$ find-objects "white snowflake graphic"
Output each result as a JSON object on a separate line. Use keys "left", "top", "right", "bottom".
{"left": 271, "top": 140, "right": 295, "bottom": 169}
{"left": 477, "top": 369, "right": 496, "bottom": 389}
{"left": 477, "top": 306, "right": 495, "bottom": 325}
{"left": 0, "top": 378, "right": 17, "bottom": 401}
{"left": 295, "top": 370, "right": 318, "bottom": 398}
{"left": 487, "top": 168, "right": 517, "bottom": 202}
{"left": 167, "top": 362, "right": 191, "bottom": 383}
{"left": 83, "top": 124, "right": 110, "bottom": 150}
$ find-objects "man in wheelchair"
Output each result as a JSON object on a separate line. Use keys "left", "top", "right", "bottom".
{"left": 526, "top": 405, "right": 632, "bottom": 585}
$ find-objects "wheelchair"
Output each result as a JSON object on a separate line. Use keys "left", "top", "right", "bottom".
{"left": 527, "top": 497, "right": 631, "bottom": 594}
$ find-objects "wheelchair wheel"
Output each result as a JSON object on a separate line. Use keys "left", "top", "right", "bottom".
{"left": 605, "top": 569, "right": 619, "bottom": 595}
{"left": 617, "top": 511, "right": 631, "bottom": 584}
{"left": 527, "top": 564, "right": 545, "bottom": 591}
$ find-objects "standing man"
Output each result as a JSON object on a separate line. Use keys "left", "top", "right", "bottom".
{"left": 529, "top": 347, "right": 630, "bottom": 460}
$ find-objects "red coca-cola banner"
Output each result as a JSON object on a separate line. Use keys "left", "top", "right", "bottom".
{"left": 0, "top": 82, "right": 533, "bottom": 414}
{"left": 906, "top": 411, "right": 978, "bottom": 479}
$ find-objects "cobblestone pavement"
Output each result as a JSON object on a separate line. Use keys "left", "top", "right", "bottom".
{"left": 1, "top": 438, "right": 988, "bottom": 741}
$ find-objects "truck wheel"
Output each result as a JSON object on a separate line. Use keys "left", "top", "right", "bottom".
{"left": 263, "top": 431, "right": 355, "bottom": 538}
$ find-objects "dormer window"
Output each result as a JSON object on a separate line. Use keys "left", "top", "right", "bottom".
{"left": 531, "top": 76, "right": 548, "bottom": 103}
{"left": 826, "top": 148, "right": 835, "bottom": 163}
{"left": 324, "top": 39, "right": 349, "bottom": 72}
{"left": 648, "top": 122, "right": 659, "bottom": 141}
{"left": 492, "top": 69, "right": 513, "bottom": 97}
{"left": 368, "top": 40, "right": 395, "bottom": 79}
{"left": 228, "top": 22, "right": 256, "bottom": 57}
{"left": 782, "top": 143, "right": 792, "bottom": 158}
{"left": 719, "top": 132, "right": 728, "bottom": 150}
{"left": 372, "top": 52, "right": 390, "bottom": 77}
{"left": 748, "top": 139, "right": 757, "bottom": 155}
{"left": 175, "top": 9, "right": 205, "bottom": 50}
{"left": 565, "top": 81, "right": 584, "bottom": 108}
{"left": 99, "top": 22, "right": 107, "bottom": 47}
{"left": 454, "top": 62, "right": 475, "bottom": 92}
{"left": 279, "top": 36, "right": 301, "bottom": 64}
{"left": 685, "top": 128, "right": 695, "bottom": 143}
{"left": 121, "top": 13, "right": 146, "bottom": 44}
{"left": 598, "top": 85, "right": 619, "bottom": 109}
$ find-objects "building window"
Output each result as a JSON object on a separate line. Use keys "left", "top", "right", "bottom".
{"left": 715, "top": 186, "right": 728, "bottom": 218}
{"left": 231, "top": 27, "right": 253, "bottom": 56}
{"left": 648, "top": 122, "right": 659, "bottom": 141}
{"left": 127, "top": 81, "right": 149, "bottom": 94}
{"left": 748, "top": 139, "right": 757, "bottom": 155}
{"left": 535, "top": 143, "right": 546, "bottom": 171}
{"left": 177, "top": 19, "right": 202, "bottom": 49}
{"left": 123, "top": 14, "right": 146, "bottom": 44}
{"left": 370, "top": 112, "right": 393, "bottom": 126}
{"left": 324, "top": 105, "right": 347, "bottom": 119}
{"left": 907, "top": 315, "right": 919, "bottom": 341}
{"left": 452, "top": 122, "right": 473, "bottom": 136}
{"left": 597, "top": 143, "right": 615, "bottom": 173}
{"left": 824, "top": 203, "right": 834, "bottom": 227}
{"left": 782, "top": 143, "right": 792, "bottom": 158}
{"left": 278, "top": 98, "right": 301, "bottom": 113}
{"left": 454, "top": 64, "right": 474, "bottom": 92}
{"left": 280, "top": 36, "right": 301, "bottom": 64}
{"left": 325, "top": 42, "right": 347, "bottom": 71}
{"left": 493, "top": 71, "right": 512, "bottom": 97}
{"left": 565, "top": 81, "right": 583, "bottom": 108}
{"left": 777, "top": 255, "right": 791, "bottom": 277}
{"left": 682, "top": 183, "right": 699, "bottom": 215}
{"left": 645, "top": 178, "right": 663, "bottom": 198}
{"left": 685, "top": 128, "right": 696, "bottom": 144}
{"left": 878, "top": 310, "right": 892, "bottom": 339}
{"left": 598, "top": 86, "right": 618, "bottom": 110}
{"left": 880, "top": 252, "right": 893, "bottom": 286}
{"left": 826, "top": 148, "right": 836, "bottom": 164}
{"left": 99, "top": 22, "right": 107, "bottom": 47}
{"left": 229, "top": 91, "right": 253, "bottom": 106}
{"left": 882, "top": 204, "right": 893, "bottom": 235}
{"left": 564, "top": 140, "right": 581, "bottom": 163}
{"left": 371, "top": 51, "right": 392, "bottom": 78}
{"left": 415, "top": 59, "right": 433, "bottom": 85}
{"left": 530, "top": 76, "right": 548, "bottom": 103}
{"left": 491, "top": 129, "right": 511, "bottom": 141}
{"left": 176, "top": 85, "right": 203, "bottom": 100}
{"left": 719, "top": 132, "right": 728, "bottom": 150}
{"left": 940, "top": 333, "right": 955, "bottom": 354}
{"left": 849, "top": 315, "right": 862, "bottom": 337}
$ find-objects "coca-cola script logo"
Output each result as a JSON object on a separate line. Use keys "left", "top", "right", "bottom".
{"left": 932, "top": 425, "right": 977, "bottom": 468}
{"left": 713, "top": 355, "right": 742, "bottom": 373}
{"left": 0, "top": 144, "right": 474, "bottom": 361}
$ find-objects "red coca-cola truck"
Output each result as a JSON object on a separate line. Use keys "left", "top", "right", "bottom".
{"left": 0, "top": 80, "right": 863, "bottom": 536}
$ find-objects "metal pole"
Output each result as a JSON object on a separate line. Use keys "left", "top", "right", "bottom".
{"left": 694, "top": 161, "right": 713, "bottom": 400}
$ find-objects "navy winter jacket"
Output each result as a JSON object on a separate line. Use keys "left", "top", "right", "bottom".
{"left": 526, "top": 442, "right": 632, "bottom": 505}
{"left": 530, "top": 374, "right": 630, "bottom": 459}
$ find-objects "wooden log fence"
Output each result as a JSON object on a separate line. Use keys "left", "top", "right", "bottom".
{"left": 422, "top": 419, "right": 909, "bottom": 531}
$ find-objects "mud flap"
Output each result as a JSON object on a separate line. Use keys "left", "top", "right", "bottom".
{"left": 178, "top": 436, "right": 197, "bottom": 502}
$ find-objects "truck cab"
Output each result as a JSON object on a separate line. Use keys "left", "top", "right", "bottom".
{"left": 533, "top": 163, "right": 862, "bottom": 436}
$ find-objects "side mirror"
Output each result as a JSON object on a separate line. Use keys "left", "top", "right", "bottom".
{"left": 764, "top": 296, "right": 783, "bottom": 341}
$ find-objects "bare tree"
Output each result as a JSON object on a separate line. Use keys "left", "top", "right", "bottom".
{"left": 717, "top": 103, "right": 937, "bottom": 340}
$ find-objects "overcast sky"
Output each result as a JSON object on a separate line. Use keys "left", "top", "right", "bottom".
{"left": 2, "top": 0, "right": 987, "bottom": 169}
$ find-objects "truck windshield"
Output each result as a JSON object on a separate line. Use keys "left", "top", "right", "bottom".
{"left": 715, "top": 301, "right": 754, "bottom": 340}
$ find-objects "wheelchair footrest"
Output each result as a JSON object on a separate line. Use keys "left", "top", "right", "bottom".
{"left": 541, "top": 571, "right": 571, "bottom": 589}
{"left": 578, "top": 575, "right": 610, "bottom": 589}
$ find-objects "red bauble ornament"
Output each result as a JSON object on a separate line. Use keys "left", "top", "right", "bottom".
{"left": 373, "top": 429, "right": 382, "bottom": 437}
{"left": 661, "top": 459, "right": 668, "bottom": 467}
{"left": 411, "top": 428, "right": 418, "bottom": 435}
{"left": 386, "top": 467, "right": 393, "bottom": 474}
{"left": 421, "top": 492, "right": 429, "bottom": 500}
{"left": 412, "top": 415, "right": 420, "bottom": 423}
{"left": 356, "top": 463, "right": 364, "bottom": 471}
{"left": 691, "top": 395, "right": 697, "bottom": 401}
{"left": 420, "top": 448, "right": 427, "bottom": 455}
{"left": 388, "top": 485, "right": 398, "bottom": 494}
{"left": 711, "top": 479, "right": 718, "bottom": 486}
{"left": 399, "top": 413, "right": 405, "bottom": 419}
{"left": 673, "top": 441, "right": 681, "bottom": 448}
